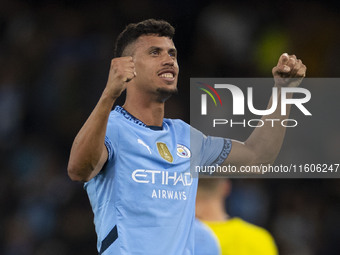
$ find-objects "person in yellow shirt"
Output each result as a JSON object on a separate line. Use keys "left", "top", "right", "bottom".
{"left": 195, "top": 178, "right": 278, "bottom": 255}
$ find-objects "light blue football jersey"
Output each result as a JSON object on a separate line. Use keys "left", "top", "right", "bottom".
{"left": 84, "top": 106, "right": 231, "bottom": 255}
{"left": 194, "top": 219, "right": 221, "bottom": 255}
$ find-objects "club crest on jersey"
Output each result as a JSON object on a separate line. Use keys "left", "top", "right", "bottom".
{"left": 176, "top": 144, "right": 191, "bottom": 158}
{"left": 157, "top": 142, "right": 173, "bottom": 163}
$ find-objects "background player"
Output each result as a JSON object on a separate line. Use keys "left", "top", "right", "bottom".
{"left": 196, "top": 178, "right": 278, "bottom": 255}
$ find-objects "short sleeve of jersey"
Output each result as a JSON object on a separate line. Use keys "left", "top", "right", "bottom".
{"left": 104, "top": 135, "right": 114, "bottom": 161}
{"left": 190, "top": 126, "right": 232, "bottom": 167}
{"left": 103, "top": 110, "right": 120, "bottom": 162}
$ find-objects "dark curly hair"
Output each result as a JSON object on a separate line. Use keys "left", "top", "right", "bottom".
{"left": 114, "top": 19, "right": 175, "bottom": 58}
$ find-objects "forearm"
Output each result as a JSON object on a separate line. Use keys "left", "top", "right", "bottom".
{"left": 67, "top": 57, "right": 136, "bottom": 181}
{"left": 222, "top": 53, "right": 306, "bottom": 168}
{"left": 244, "top": 86, "right": 292, "bottom": 165}
{"left": 67, "top": 89, "right": 116, "bottom": 181}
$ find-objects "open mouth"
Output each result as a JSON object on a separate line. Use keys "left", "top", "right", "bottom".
{"left": 158, "top": 70, "right": 176, "bottom": 82}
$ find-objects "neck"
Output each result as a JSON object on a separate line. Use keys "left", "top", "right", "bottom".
{"left": 123, "top": 93, "right": 165, "bottom": 127}
{"left": 196, "top": 198, "right": 228, "bottom": 222}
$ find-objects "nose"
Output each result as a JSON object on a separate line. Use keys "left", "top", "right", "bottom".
{"left": 162, "top": 53, "right": 175, "bottom": 66}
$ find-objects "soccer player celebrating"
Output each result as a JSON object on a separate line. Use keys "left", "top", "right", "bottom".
{"left": 67, "top": 19, "right": 306, "bottom": 254}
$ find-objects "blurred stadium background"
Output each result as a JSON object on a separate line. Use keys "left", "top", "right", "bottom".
{"left": 0, "top": 0, "right": 339, "bottom": 254}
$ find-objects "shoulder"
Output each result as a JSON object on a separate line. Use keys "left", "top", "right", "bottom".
{"left": 164, "top": 119, "right": 207, "bottom": 146}
{"left": 164, "top": 118, "right": 189, "bottom": 128}
{"left": 107, "top": 109, "right": 122, "bottom": 124}
{"left": 106, "top": 108, "right": 136, "bottom": 132}
{"left": 165, "top": 118, "right": 205, "bottom": 136}
{"left": 164, "top": 118, "right": 192, "bottom": 135}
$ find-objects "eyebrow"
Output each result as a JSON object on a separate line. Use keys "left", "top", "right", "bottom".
{"left": 148, "top": 46, "right": 177, "bottom": 54}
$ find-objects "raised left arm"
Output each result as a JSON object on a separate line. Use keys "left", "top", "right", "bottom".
{"left": 223, "top": 53, "right": 307, "bottom": 168}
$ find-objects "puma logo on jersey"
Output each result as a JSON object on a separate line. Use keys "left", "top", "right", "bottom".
{"left": 137, "top": 139, "right": 152, "bottom": 154}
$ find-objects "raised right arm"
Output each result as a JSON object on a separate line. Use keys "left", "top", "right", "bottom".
{"left": 67, "top": 57, "right": 136, "bottom": 182}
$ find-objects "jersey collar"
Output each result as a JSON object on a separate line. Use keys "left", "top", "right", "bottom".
{"left": 114, "top": 105, "right": 164, "bottom": 131}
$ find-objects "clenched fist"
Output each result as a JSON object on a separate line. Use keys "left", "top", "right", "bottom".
{"left": 105, "top": 56, "right": 137, "bottom": 99}
{"left": 272, "top": 53, "right": 307, "bottom": 87}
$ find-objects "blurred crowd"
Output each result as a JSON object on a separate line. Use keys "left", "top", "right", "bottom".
{"left": 0, "top": 0, "right": 339, "bottom": 254}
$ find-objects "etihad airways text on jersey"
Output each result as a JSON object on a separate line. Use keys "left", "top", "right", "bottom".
{"left": 132, "top": 169, "right": 193, "bottom": 186}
